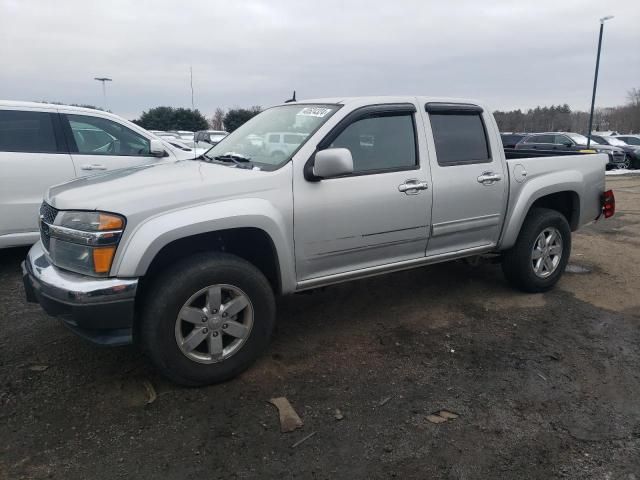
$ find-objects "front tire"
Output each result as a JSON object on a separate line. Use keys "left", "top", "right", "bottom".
{"left": 501, "top": 208, "right": 571, "bottom": 293}
{"left": 140, "top": 252, "right": 276, "bottom": 386}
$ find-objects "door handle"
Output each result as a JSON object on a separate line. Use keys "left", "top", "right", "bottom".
{"left": 477, "top": 172, "right": 502, "bottom": 185}
{"left": 81, "top": 164, "right": 107, "bottom": 171}
{"left": 398, "top": 179, "right": 428, "bottom": 194}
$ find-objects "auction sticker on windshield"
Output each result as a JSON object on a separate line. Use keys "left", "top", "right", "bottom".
{"left": 297, "top": 107, "right": 332, "bottom": 117}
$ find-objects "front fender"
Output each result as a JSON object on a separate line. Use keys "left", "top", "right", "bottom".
{"left": 111, "top": 198, "right": 296, "bottom": 293}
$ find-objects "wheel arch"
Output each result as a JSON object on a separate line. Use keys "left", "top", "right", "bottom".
{"left": 500, "top": 180, "right": 583, "bottom": 251}
{"left": 112, "top": 199, "right": 296, "bottom": 294}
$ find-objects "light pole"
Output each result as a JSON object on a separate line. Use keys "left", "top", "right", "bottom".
{"left": 94, "top": 77, "right": 112, "bottom": 110}
{"left": 586, "top": 16, "right": 613, "bottom": 148}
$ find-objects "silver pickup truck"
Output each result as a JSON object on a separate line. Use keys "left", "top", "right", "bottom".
{"left": 22, "top": 96, "right": 615, "bottom": 385}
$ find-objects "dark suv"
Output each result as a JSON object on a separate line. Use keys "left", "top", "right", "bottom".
{"left": 515, "top": 132, "right": 628, "bottom": 169}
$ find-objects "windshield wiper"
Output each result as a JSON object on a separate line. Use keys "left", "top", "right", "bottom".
{"left": 207, "top": 152, "right": 254, "bottom": 168}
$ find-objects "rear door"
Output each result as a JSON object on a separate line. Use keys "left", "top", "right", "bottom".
{"left": 422, "top": 102, "right": 508, "bottom": 256}
{"left": 60, "top": 112, "right": 162, "bottom": 173}
{"left": 0, "top": 108, "right": 75, "bottom": 244}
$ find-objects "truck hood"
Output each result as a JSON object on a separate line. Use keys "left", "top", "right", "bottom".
{"left": 46, "top": 160, "right": 284, "bottom": 216}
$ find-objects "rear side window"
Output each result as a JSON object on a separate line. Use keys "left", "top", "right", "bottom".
{"left": 0, "top": 110, "right": 59, "bottom": 153}
{"left": 525, "top": 134, "right": 554, "bottom": 144}
{"left": 429, "top": 113, "right": 490, "bottom": 165}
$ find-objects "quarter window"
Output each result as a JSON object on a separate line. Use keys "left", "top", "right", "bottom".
{"left": 0, "top": 110, "right": 59, "bottom": 153}
{"left": 66, "top": 114, "right": 151, "bottom": 156}
{"left": 329, "top": 113, "right": 417, "bottom": 173}
{"left": 429, "top": 113, "right": 490, "bottom": 165}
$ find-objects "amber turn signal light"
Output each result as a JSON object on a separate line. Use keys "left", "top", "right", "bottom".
{"left": 93, "top": 246, "right": 117, "bottom": 273}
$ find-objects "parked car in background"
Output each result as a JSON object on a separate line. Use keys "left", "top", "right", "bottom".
{"left": 22, "top": 96, "right": 613, "bottom": 385}
{"left": 592, "top": 130, "right": 619, "bottom": 136}
{"left": 614, "top": 134, "right": 640, "bottom": 147}
{"left": 169, "top": 130, "right": 194, "bottom": 141}
{"left": 194, "top": 130, "right": 228, "bottom": 145}
{"left": 157, "top": 136, "right": 208, "bottom": 158}
{"left": 500, "top": 133, "right": 527, "bottom": 148}
{"left": 0, "top": 101, "right": 186, "bottom": 248}
{"left": 591, "top": 135, "right": 640, "bottom": 169}
{"left": 263, "top": 131, "right": 309, "bottom": 161}
{"left": 514, "top": 132, "right": 628, "bottom": 169}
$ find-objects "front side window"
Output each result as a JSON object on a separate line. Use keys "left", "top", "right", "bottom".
{"left": 284, "top": 133, "right": 305, "bottom": 144}
{"left": 203, "top": 104, "right": 338, "bottom": 171}
{"left": 0, "top": 110, "right": 59, "bottom": 153}
{"left": 430, "top": 113, "right": 490, "bottom": 165}
{"left": 554, "top": 135, "right": 572, "bottom": 145}
{"left": 66, "top": 114, "right": 151, "bottom": 156}
{"left": 329, "top": 113, "right": 417, "bottom": 173}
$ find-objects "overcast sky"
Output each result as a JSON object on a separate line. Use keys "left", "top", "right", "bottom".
{"left": 1, "top": 0, "right": 638, "bottom": 120}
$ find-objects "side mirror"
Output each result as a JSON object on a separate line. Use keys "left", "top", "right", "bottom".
{"left": 564, "top": 142, "right": 573, "bottom": 147}
{"left": 149, "top": 139, "right": 165, "bottom": 157}
{"left": 312, "top": 148, "right": 354, "bottom": 179}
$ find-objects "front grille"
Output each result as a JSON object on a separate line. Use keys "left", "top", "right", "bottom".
{"left": 39, "top": 202, "right": 58, "bottom": 251}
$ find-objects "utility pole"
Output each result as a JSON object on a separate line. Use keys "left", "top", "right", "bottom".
{"left": 94, "top": 77, "right": 112, "bottom": 110}
{"left": 586, "top": 16, "right": 613, "bottom": 148}
{"left": 190, "top": 66, "right": 195, "bottom": 111}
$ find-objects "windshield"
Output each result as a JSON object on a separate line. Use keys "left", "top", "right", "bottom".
{"left": 203, "top": 104, "right": 339, "bottom": 170}
{"left": 567, "top": 133, "right": 601, "bottom": 146}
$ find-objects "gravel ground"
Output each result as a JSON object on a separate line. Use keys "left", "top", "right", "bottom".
{"left": 1, "top": 177, "right": 639, "bottom": 480}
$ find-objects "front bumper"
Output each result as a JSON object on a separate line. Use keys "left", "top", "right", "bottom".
{"left": 22, "top": 241, "right": 138, "bottom": 346}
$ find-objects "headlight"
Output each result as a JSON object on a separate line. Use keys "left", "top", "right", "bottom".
{"left": 46, "top": 211, "right": 125, "bottom": 277}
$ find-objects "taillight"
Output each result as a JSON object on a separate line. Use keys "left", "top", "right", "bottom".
{"left": 602, "top": 190, "right": 615, "bottom": 219}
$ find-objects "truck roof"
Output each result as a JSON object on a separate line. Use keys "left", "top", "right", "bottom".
{"left": 286, "top": 96, "right": 484, "bottom": 107}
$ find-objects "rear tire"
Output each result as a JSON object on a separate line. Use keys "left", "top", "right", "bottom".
{"left": 140, "top": 252, "right": 276, "bottom": 386}
{"left": 501, "top": 208, "right": 571, "bottom": 293}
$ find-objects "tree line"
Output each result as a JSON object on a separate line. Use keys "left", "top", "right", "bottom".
{"left": 494, "top": 88, "right": 640, "bottom": 134}
{"left": 133, "top": 106, "right": 262, "bottom": 132}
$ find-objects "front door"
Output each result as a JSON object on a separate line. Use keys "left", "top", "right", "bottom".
{"left": 61, "top": 113, "right": 160, "bottom": 174}
{"left": 422, "top": 103, "right": 508, "bottom": 256}
{"left": 293, "top": 104, "right": 432, "bottom": 281}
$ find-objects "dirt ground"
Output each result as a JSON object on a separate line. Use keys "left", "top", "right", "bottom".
{"left": 1, "top": 176, "right": 639, "bottom": 480}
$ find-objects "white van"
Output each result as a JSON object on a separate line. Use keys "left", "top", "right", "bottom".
{"left": 0, "top": 101, "right": 187, "bottom": 248}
